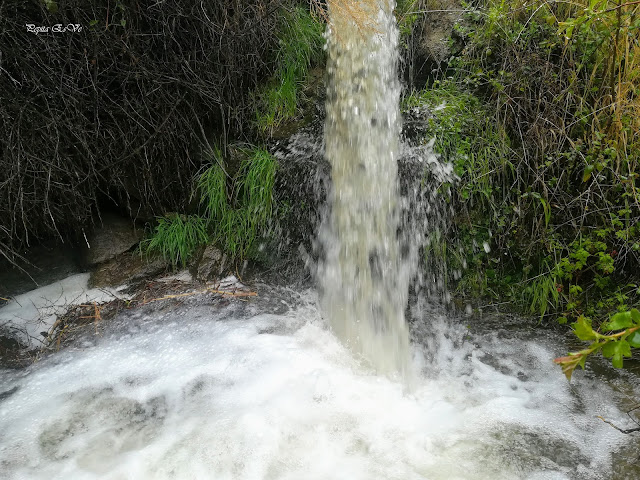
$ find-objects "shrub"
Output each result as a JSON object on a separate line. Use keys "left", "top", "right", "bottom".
{"left": 0, "top": 0, "right": 306, "bottom": 265}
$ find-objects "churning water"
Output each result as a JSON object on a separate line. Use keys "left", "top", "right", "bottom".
{"left": 319, "top": 0, "right": 412, "bottom": 378}
{"left": 0, "top": 290, "right": 637, "bottom": 479}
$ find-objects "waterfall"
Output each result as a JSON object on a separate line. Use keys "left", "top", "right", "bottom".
{"left": 318, "top": 0, "right": 411, "bottom": 378}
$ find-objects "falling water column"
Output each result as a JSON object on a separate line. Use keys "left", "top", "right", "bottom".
{"left": 319, "top": 0, "right": 410, "bottom": 378}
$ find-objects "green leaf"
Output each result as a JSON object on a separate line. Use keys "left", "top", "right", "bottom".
{"left": 631, "top": 309, "right": 640, "bottom": 324}
{"left": 583, "top": 164, "right": 594, "bottom": 182}
{"left": 612, "top": 353, "right": 623, "bottom": 369}
{"left": 619, "top": 340, "right": 632, "bottom": 358}
{"left": 602, "top": 340, "right": 631, "bottom": 365}
{"left": 578, "top": 354, "right": 587, "bottom": 370}
{"left": 602, "top": 341, "right": 616, "bottom": 358}
{"left": 628, "top": 331, "right": 640, "bottom": 348}
{"left": 573, "top": 316, "right": 596, "bottom": 341}
{"left": 603, "top": 311, "right": 634, "bottom": 331}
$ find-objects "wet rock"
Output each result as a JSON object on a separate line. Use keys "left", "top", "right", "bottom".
{"left": 192, "top": 244, "right": 225, "bottom": 283}
{"left": 89, "top": 251, "right": 168, "bottom": 288}
{"left": 403, "top": 0, "right": 466, "bottom": 87}
{"left": 83, "top": 214, "right": 143, "bottom": 266}
{"left": 418, "top": 0, "right": 464, "bottom": 64}
{"left": 0, "top": 240, "right": 83, "bottom": 298}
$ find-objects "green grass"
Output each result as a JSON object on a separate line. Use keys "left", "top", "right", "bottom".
{"left": 197, "top": 146, "right": 278, "bottom": 259}
{"left": 142, "top": 145, "right": 278, "bottom": 267}
{"left": 197, "top": 146, "right": 228, "bottom": 220}
{"left": 140, "top": 214, "right": 208, "bottom": 268}
{"left": 238, "top": 147, "right": 277, "bottom": 223}
{"left": 256, "top": 6, "right": 324, "bottom": 133}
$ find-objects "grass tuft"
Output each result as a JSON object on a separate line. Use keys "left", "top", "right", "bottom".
{"left": 196, "top": 146, "right": 278, "bottom": 259}
{"left": 140, "top": 214, "right": 208, "bottom": 268}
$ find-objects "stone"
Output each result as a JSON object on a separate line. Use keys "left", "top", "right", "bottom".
{"left": 193, "top": 244, "right": 225, "bottom": 283}
{"left": 89, "top": 251, "right": 168, "bottom": 288}
{"left": 83, "top": 213, "right": 143, "bottom": 266}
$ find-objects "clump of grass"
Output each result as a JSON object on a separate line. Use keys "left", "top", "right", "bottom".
{"left": 140, "top": 214, "right": 208, "bottom": 268}
{"left": 197, "top": 146, "right": 278, "bottom": 259}
{"left": 239, "top": 147, "right": 277, "bottom": 223}
{"left": 197, "top": 146, "right": 228, "bottom": 220}
{"left": 256, "top": 6, "right": 325, "bottom": 133}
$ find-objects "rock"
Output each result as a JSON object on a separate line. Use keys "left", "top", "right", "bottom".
{"left": 419, "top": 3, "right": 464, "bottom": 64}
{"left": 192, "top": 244, "right": 225, "bottom": 283}
{"left": 83, "top": 213, "right": 143, "bottom": 266}
{"left": 89, "top": 251, "right": 168, "bottom": 288}
{"left": 404, "top": 0, "right": 466, "bottom": 87}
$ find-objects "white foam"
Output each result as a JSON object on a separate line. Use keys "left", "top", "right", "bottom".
{"left": 0, "top": 273, "right": 128, "bottom": 348}
{"left": 0, "top": 294, "right": 634, "bottom": 479}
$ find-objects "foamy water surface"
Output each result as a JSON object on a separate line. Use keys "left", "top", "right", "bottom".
{"left": 0, "top": 288, "right": 638, "bottom": 480}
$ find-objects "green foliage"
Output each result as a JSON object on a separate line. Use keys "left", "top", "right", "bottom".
{"left": 400, "top": 0, "right": 640, "bottom": 336}
{"left": 141, "top": 145, "right": 277, "bottom": 267}
{"left": 395, "top": 0, "right": 420, "bottom": 37}
{"left": 554, "top": 309, "right": 640, "bottom": 379}
{"left": 256, "top": 6, "right": 324, "bottom": 133}
{"left": 402, "top": 80, "right": 517, "bottom": 299}
{"left": 239, "top": 147, "right": 277, "bottom": 223}
{"left": 196, "top": 146, "right": 227, "bottom": 220}
{"left": 197, "top": 146, "right": 277, "bottom": 259}
{"left": 523, "top": 272, "right": 560, "bottom": 320}
{"left": 140, "top": 214, "right": 208, "bottom": 268}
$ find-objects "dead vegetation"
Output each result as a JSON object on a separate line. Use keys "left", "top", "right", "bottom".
{"left": 0, "top": 0, "right": 298, "bottom": 266}
{"left": 38, "top": 278, "right": 257, "bottom": 358}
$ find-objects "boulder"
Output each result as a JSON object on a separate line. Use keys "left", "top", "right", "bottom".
{"left": 192, "top": 244, "right": 225, "bottom": 283}
{"left": 83, "top": 213, "right": 143, "bottom": 266}
{"left": 89, "top": 251, "right": 168, "bottom": 288}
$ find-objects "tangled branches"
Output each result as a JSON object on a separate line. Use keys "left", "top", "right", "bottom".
{"left": 0, "top": 0, "right": 292, "bottom": 264}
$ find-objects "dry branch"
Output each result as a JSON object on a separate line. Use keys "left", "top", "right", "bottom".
{"left": 0, "top": 0, "right": 291, "bottom": 262}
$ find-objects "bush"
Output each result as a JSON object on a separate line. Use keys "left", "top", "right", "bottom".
{"left": 401, "top": 0, "right": 638, "bottom": 335}
{"left": 0, "top": 0, "right": 305, "bottom": 265}
{"left": 404, "top": 0, "right": 640, "bottom": 370}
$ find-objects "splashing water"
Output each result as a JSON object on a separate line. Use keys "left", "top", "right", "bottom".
{"left": 318, "top": 0, "right": 411, "bottom": 378}
{"left": 0, "top": 291, "right": 637, "bottom": 479}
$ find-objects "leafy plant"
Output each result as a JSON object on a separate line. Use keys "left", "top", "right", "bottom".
{"left": 196, "top": 146, "right": 228, "bottom": 220}
{"left": 554, "top": 309, "right": 640, "bottom": 379}
{"left": 402, "top": 0, "right": 640, "bottom": 335}
{"left": 197, "top": 146, "right": 278, "bottom": 258}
